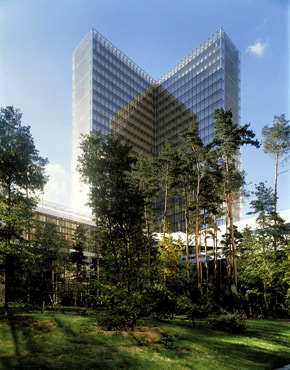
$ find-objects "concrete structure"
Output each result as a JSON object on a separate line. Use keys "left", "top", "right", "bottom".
{"left": 72, "top": 28, "right": 241, "bottom": 230}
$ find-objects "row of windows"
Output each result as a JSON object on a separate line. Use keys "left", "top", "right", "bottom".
{"left": 97, "top": 43, "right": 150, "bottom": 90}
{"left": 199, "top": 125, "right": 215, "bottom": 139}
{"left": 119, "top": 126, "right": 153, "bottom": 149}
{"left": 195, "top": 98, "right": 223, "bottom": 123}
{"left": 156, "top": 112, "right": 193, "bottom": 135}
{"left": 93, "top": 90, "right": 123, "bottom": 113}
{"left": 162, "top": 40, "right": 221, "bottom": 88}
{"left": 157, "top": 90, "right": 222, "bottom": 124}
{"left": 156, "top": 79, "right": 222, "bottom": 118}
{"left": 156, "top": 72, "right": 222, "bottom": 117}
{"left": 92, "top": 109, "right": 154, "bottom": 139}
{"left": 119, "top": 103, "right": 155, "bottom": 125}
{"left": 33, "top": 214, "right": 96, "bottom": 249}
{"left": 156, "top": 112, "right": 216, "bottom": 142}
{"left": 93, "top": 73, "right": 155, "bottom": 117}
{"left": 123, "top": 109, "right": 154, "bottom": 133}
{"left": 112, "top": 115, "right": 154, "bottom": 140}
{"left": 186, "top": 89, "right": 223, "bottom": 115}
{"left": 93, "top": 100, "right": 154, "bottom": 132}
{"left": 93, "top": 84, "right": 129, "bottom": 111}
{"left": 92, "top": 118, "right": 110, "bottom": 133}
{"left": 157, "top": 117, "right": 193, "bottom": 142}
{"left": 94, "top": 69, "right": 137, "bottom": 103}
{"left": 156, "top": 98, "right": 222, "bottom": 144}
{"left": 164, "top": 53, "right": 221, "bottom": 93}
{"left": 98, "top": 42, "right": 152, "bottom": 87}
{"left": 167, "top": 67, "right": 223, "bottom": 101}
{"left": 199, "top": 116, "right": 214, "bottom": 130}
{"left": 93, "top": 85, "right": 154, "bottom": 125}
{"left": 93, "top": 78, "right": 133, "bottom": 106}
{"left": 93, "top": 57, "right": 143, "bottom": 97}
{"left": 92, "top": 110, "right": 110, "bottom": 128}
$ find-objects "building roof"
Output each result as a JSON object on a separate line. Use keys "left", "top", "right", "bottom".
{"left": 36, "top": 200, "right": 95, "bottom": 226}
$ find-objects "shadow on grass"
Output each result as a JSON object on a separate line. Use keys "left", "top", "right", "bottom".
{"left": 0, "top": 314, "right": 39, "bottom": 370}
{"left": 145, "top": 318, "right": 290, "bottom": 369}
{"left": 0, "top": 313, "right": 157, "bottom": 370}
{"left": 0, "top": 313, "right": 289, "bottom": 370}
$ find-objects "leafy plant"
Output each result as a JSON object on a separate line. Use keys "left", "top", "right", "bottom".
{"left": 210, "top": 312, "right": 246, "bottom": 333}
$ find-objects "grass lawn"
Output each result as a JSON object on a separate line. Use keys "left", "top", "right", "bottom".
{"left": 0, "top": 308, "right": 289, "bottom": 370}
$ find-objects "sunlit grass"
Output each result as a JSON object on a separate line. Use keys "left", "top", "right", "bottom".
{"left": 0, "top": 308, "right": 289, "bottom": 369}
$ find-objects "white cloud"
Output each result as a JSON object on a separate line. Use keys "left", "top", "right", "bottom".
{"left": 43, "top": 163, "right": 70, "bottom": 205}
{"left": 246, "top": 40, "right": 269, "bottom": 57}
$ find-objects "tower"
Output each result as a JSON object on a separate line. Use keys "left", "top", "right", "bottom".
{"left": 72, "top": 28, "right": 241, "bottom": 228}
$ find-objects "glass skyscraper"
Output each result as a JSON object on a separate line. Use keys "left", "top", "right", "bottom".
{"left": 72, "top": 28, "right": 241, "bottom": 230}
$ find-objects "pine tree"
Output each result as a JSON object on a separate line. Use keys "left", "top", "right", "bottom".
{"left": 132, "top": 154, "right": 159, "bottom": 266}
{"left": 213, "top": 108, "right": 260, "bottom": 285}
{"left": 180, "top": 123, "right": 207, "bottom": 286}
{"left": 156, "top": 141, "right": 180, "bottom": 235}
{"left": 262, "top": 114, "right": 290, "bottom": 220}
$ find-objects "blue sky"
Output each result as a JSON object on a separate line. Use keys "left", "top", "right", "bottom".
{"left": 0, "top": 0, "right": 289, "bottom": 217}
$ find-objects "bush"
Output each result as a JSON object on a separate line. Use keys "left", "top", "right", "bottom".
{"left": 98, "top": 288, "right": 141, "bottom": 330}
{"left": 210, "top": 312, "right": 246, "bottom": 333}
{"left": 99, "top": 314, "right": 136, "bottom": 331}
{"left": 142, "top": 284, "right": 177, "bottom": 320}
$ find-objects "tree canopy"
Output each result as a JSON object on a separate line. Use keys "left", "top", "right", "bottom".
{"left": 0, "top": 106, "right": 48, "bottom": 306}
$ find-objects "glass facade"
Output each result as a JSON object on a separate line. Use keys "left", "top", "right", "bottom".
{"left": 31, "top": 201, "right": 96, "bottom": 252}
{"left": 72, "top": 28, "right": 241, "bottom": 229}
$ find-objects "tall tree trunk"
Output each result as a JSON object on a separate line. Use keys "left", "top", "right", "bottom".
{"left": 204, "top": 213, "right": 209, "bottom": 287}
{"left": 4, "top": 181, "right": 12, "bottom": 311}
{"left": 163, "top": 163, "right": 169, "bottom": 237}
{"left": 194, "top": 158, "right": 201, "bottom": 286}
{"left": 96, "top": 241, "right": 100, "bottom": 298}
{"left": 225, "top": 154, "right": 237, "bottom": 286}
{"left": 108, "top": 221, "right": 120, "bottom": 280}
{"left": 144, "top": 203, "right": 151, "bottom": 267}
{"left": 213, "top": 214, "right": 218, "bottom": 282}
{"left": 199, "top": 231, "right": 203, "bottom": 282}
{"left": 274, "top": 152, "right": 279, "bottom": 217}
{"left": 273, "top": 152, "right": 279, "bottom": 253}
{"left": 184, "top": 185, "right": 190, "bottom": 280}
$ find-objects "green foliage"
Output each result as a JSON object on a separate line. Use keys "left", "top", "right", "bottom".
{"left": 78, "top": 132, "right": 152, "bottom": 322}
{"left": 210, "top": 312, "right": 246, "bottom": 333}
{"left": 70, "top": 225, "right": 86, "bottom": 277}
{"left": 131, "top": 153, "right": 158, "bottom": 213}
{"left": 238, "top": 217, "right": 289, "bottom": 316}
{"left": 0, "top": 107, "right": 48, "bottom": 251}
{"left": 78, "top": 132, "right": 147, "bottom": 285}
{"left": 262, "top": 114, "right": 290, "bottom": 215}
{"left": 99, "top": 287, "right": 141, "bottom": 330}
{"left": 156, "top": 141, "right": 180, "bottom": 232}
{"left": 131, "top": 153, "right": 159, "bottom": 265}
{"left": 143, "top": 284, "right": 177, "bottom": 319}
{"left": 0, "top": 106, "right": 48, "bottom": 305}
{"left": 30, "top": 221, "right": 69, "bottom": 306}
{"left": 157, "top": 230, "right": 184, "bottom": 279}
{"left": 262, "top": 114, "right": 290, "bottom": 160}
{"left": 213, "top": 108, "right": 260, "bottom": 154}
{"left": 248, "top": 182, "right": 275, "bottom": 228}
{"left": 212, "top": 108, "right": 260, "bottom": 286}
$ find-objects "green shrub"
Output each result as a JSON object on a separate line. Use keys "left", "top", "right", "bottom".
{"left": 210, "top": 312, "right": 246, "bottom": 333}
{"left": 99, "top": 288, "right": 141, "bottom": 330}
{"left": 142, "top": 284, "right": 177, "bottom": 320}
{"left": 99, "top": 314, "right": 136, "bottom": 331}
